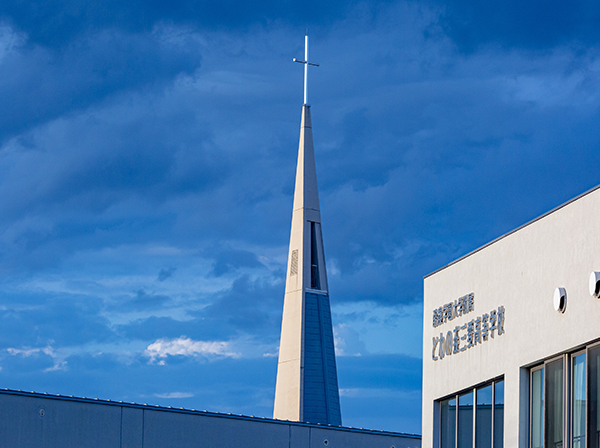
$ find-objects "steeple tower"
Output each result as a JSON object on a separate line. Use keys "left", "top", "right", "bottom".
{"left": 273, "top": 34, "right": 342, "bottom": 426}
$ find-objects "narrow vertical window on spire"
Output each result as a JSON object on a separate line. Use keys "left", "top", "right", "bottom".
{"left": 310, "top": 222, "right": 320, "bottom": 290}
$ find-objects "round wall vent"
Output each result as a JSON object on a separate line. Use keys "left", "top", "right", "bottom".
{"left": 589, "top": 272, "right": 600, "bottom": 298}
{"left": 554, "top": 287, "right": 567, "bottom": 313}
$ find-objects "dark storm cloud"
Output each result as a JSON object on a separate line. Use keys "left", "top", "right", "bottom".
{"left": 117, "top": 315, "right": 229, "bottom": 342}
{"left": 0, "top": 293, "right": 115, "bottom": 347}
{"left": 1, "top": 1, "right": 598, "bottom": 307}
{"left": 0, "top": 0, "right": 370, "bottom": 47}
{"left": 157, "top": 267, "right": 176, "bottom": 282}
{"left": 0, "top": 26, "right": 202, "bottom": 145}
{"left": 0, "top": 81, "right": 230, "bottom": 273}
{"left": 313, "top": 30, "right": 600, "bottom": 304}
{"left": 202, "top": 275, "right": 283, "bottom": 335}
{"left": 321, "top": 107, "right": 401, "bottom": 191}
{"left": 208, "top": 248, "right": 265, "bottom": 277}
{"left": 119, "top": 274, "right": 284, "bottom": 343}
{"left": 428, "top": 0, "right": 600, "bottom": 51}
{"left": 122, "top": 289, "right": 171, "bottom": 311}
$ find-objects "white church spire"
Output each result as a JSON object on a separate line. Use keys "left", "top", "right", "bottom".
{"left": 273, "top": 35, "right": 341, "bottom": 426}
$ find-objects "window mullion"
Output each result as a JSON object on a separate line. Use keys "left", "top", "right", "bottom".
{"left": 492, "top": 382, "right": 495, "bottom": 448}
{"left": 473, "top": 388, "right": 477, "bottom": 448}
{"left": 455, "top": 394, "right": 459, "bottom": 448}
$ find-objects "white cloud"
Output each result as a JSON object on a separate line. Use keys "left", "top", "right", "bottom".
{"left": 334, "top": 323, "right": 366, "bottom": 357}
{"left": 145, "top": 336, "right": 239, "bottom": 364}
{"left": 154, "top": 392, "right": 194, "bottom": 399}
{"left": 44, "top": 361, "right": 67, "bottom": 372}
{"left": 0, "top": 25, "right": 25, "bottom": 63}
{"left": 7, "top": 345, "right": 56, "bottom": 357}
{"left": 7, "top": 345, "right": 68, "bottom": 372}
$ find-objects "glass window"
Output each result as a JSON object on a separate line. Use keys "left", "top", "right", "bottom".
{"left": 494, "top": 380, "right": 504, "bottom": 448}
{"left": 571, "top": 353, "right": 586, "bottom": 448}
{"left": 439, "top": 378, "right": 503, "bottom": 448}
{"left": 458, "top": 391, "right": 473, "bottom": 448}
{"left": 441, "top": 397, "right": 457, "bottom": 448}
{"left": 476, "top": 385, "right": 492, "bottom": 448}
{"left": 545, "top": 359, "right": 563, "bottom": 448}
{"left": 589, "top": 345, "right": 600, "bottom": 448}
{"left": 531, "top": 367, "right": 544, "bottom": 448}
{"left": 528, "top": 345, "right": 600, "bottom": 448}
{"left": 310, "top": 222, "right": 320, "bottom": 289}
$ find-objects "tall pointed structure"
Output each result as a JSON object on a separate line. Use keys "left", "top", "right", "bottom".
{"left": 273, "top": 34, "right": 342, "bottom": 426}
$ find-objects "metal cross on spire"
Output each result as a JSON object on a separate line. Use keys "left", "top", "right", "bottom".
{"left": 293, "top": 31, "right": 319, "bottom": 105}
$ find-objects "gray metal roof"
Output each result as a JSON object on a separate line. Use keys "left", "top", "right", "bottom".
{"left": 0, "top": 388, "right": 421, "bottom": 438}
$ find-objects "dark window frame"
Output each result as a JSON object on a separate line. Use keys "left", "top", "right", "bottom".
{"left": 437, "top": 376, "right": 505, "bottom": 448}
{"left": 528, "top": 341, "right": 600, "bottom": 448}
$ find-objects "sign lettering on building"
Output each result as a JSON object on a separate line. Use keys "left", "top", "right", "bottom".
{"left": 431, "top": 292, "right": 505, "bottom": 361}
{"left": 432, "top": 293, "right": 474, "bottom": 327}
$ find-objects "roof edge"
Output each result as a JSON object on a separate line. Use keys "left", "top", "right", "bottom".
{"left": 0, "top": 388, "right": 421, "bottom": 439}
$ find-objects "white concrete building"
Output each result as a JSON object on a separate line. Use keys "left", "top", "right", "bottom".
{"left": 422, "top": 185, "right": 600, "bottom": 448}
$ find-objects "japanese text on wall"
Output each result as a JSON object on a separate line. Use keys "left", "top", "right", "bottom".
{"left": 433, "top": 293, "right": 474, "bottom": 328}
{"left": 431, "top": 292, "right": 505, "bottom": 361}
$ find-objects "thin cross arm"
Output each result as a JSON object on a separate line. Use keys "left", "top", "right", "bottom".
{"left": 293, "top": 58, "right": 320, "bottom": 67}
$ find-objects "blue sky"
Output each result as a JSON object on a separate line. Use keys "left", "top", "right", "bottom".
{"left": 1, "top": 0, "right": 600, "bottom": 434}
